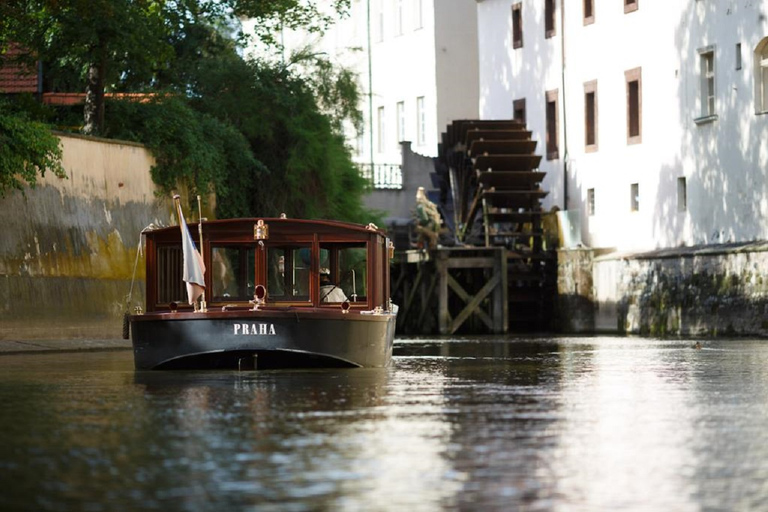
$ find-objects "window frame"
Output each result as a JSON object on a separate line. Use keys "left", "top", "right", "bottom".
{"left": 396, "top": 101, "right": 406, "bottom": 142}
{"left": 696, "top": 45, "right": 717, "bottom": 123}
{"left": 545, "top": 0, "right": 556, "bottom": 39}
{"left": 377, "top": 105, "right": 386, "bottom": 153}
{"left": 630, "top": 183, "right": 640, "bottom": 212}
{"left": 625, "top": 67, "right": 642, "bottom": 145}
{"left": 755, "top": 37, "right": 768, "bottom": 114}
{"left": 584, "top": 80, "right": 598, "bottom": 152}
{"left": 416, "top": 96, "right": 426, "bottom": 145}
{"left": 512, "top": 3, "right": 523, "bottom": 50}
{"left": 513, "top": 98, "right": 526, "bottom": 125}
{"left": 545, "top": 89, "right": 559, "bottom": 160}
{"left": 583, "top": 0, "right": 595, "bottom": 25}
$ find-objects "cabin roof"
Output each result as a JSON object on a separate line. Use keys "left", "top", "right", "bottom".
{"left": 144, "top": 217, "right": 387, "bottom": 241}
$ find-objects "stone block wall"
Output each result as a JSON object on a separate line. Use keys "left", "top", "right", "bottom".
{"left": 559, "top": 243, "right": 768, "bottom": 337}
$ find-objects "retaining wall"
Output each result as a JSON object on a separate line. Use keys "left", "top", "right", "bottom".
{"left": 0, "top": 133, "right": 173, "bottom": 340}
{"left": 558, "top": 244, "right": 768, "bottom": 337}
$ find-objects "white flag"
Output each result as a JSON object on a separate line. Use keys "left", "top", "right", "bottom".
{"left": 177, "top": 202, "right": 206, "bottom": 305}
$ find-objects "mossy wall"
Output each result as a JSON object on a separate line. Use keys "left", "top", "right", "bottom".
{"left": 0, "top": 133, "right": 174, "bottom": 340}
{"left": 580, "top": 243, "right": 768, "bottom": 337}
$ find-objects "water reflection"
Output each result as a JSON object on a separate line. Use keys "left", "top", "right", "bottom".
{"left": 1, "top": 338, "right": 768, "bottom": 511}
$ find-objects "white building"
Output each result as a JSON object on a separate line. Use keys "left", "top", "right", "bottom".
{"left": 478, "top": 0, "right": 768, "bottom": 253}
{"left": 243, "top": 0, "right": 479, "bottom": 190}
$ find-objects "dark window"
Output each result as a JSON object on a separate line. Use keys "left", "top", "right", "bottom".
{"left": 266, "top": 244, "right": 312, "bottom": 303}
{"left": 584, "top": 0, "right": 594, "bottom": 24}
{"left": 626, "top": 68, "right": 642, "bottom": 144}
{"left": 211, "top": 245, "right": 255, "bottom": 302}
{"left": 584, "top": 80, "right": 597, "bottom": 150}
{"left": 587, "top": 188, "right": 595, "bottom": 216}
{"left": 319, "top": 243, "right": 368, "bottom": 304}
{"left": 512, "top": 3, "right": 523, "bottom": 49}
{"left": 625, "top": 0, "right": 638, "bottom": 14}
{"left": 545, "top": 0, "right": 556, "bottom": 38}
{"left": 546, "top": 89, "right": 559, "bottom": 160}
{"left": 513, "top": 98, "right": 526, "bottom": 125}
{"left": 631, "top": 183, "right": 639, "bottom": 212}
{"left": 677, "top": 177, "right": 687, "bottom": 212}
{"left": 156, "top": 245, "right": 185, "bottom": 304}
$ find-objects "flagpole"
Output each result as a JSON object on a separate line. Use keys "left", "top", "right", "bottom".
{"left": 197, "top": 194, "right": 207, "bottom": 312}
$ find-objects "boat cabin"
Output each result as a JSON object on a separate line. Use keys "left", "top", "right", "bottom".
{"left": 142, "top": 218, "right": 392, "bottom": 313}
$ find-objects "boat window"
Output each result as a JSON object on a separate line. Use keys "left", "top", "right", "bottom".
{"left": 319, "top": 243, "right": 368, "bottom": 303}
{"left": 156, "top": 245, "right": 186, "bottom": 304}
{"left": 267, "top": 244, "right": 311, "bottom": 303}
{"left": 211, "top": 246, "right": 255, "bottom": 302}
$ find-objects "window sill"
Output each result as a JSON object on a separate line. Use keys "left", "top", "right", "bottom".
{"left": 694, "top": 114, "right": 718, "bottom": 125}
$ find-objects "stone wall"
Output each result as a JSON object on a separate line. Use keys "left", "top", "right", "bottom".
{"left": 559, "top": 243, "right": 768, "bottom": 337}
{"left": 0, "top": 133, "right": 173, "bottom": 340}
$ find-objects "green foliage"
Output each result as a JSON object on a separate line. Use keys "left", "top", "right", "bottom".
{"left": 230, "top": 0, "right": 350, "bottom": 46}
{"left": 0, "top": 103, "right": 66, "bottom": 196}
{"left": 104, "top": 97, "right": 265, "bottom": 210}
{"left": 189, "top": 56, "right": 374, "bottom": 223}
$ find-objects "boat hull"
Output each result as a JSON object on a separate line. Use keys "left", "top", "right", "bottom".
{"left": 131, "top": 309, "right": 397, "bottom": 370}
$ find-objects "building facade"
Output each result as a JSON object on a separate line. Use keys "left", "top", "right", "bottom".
{"left": 478, "top": 0, "right": 768, "bottom": 252}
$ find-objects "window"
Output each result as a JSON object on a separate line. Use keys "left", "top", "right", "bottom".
{"left": 546, "top": 89, "right": 559, "bottom": 160}
{"left": 677, "top": 177, "right": 687, "bottom": 212}
{"left": 266, "top": 245, "right": 311, "bottom": 303}
{"left": 395, "top": 0, "right": 404, "bottom": 36}
{"left": 625, "top": 0, "right": 638, "bottom": 14}
{"left": 630, "top": 183, "right": 639, "bottom": 212}
{"left": 755, "top": 37, "right": 768, "bottom": 114}
{"left": 512, "top": 3, "right": 523, "bottom": 49}
{"left": 376, "top": 0, "right": 384, "bottom": 42}
{"left": 698, "top": 47, "right": 716, "bottom": 119}
{"left": 319, "top": 243, "right": 368, "bottom": 304}
{"left": 513, "top": 98, "right": 526, "bottom": 125}
{"left": 584, "top": 80, "right": 598, "bottom": 151}
{"left": 396, "top": 101, "right": 405, "bottom": 142}
{"left": 545, "top": 0, "right": 556, "bottom": 38}
{"left": 416, "top": 96, "right": 426, "bottom": 145}
{"left": 156, "top": 245, "right": 184, "bottom": 304}
{"left": 625, "top": 68, "right": 642, "bottom": 144}
{"left": 377, "top": 106, "right": 385, "bottom": 152}
{"left": 211, "top": 246, "right": 255, "bottom": 301}
{"left": 414, "top": 0, "right": 423, "bottom": 30}
{"left": 587, "top": 188, "right": 595, "bottom": 216}
{"left": 736, "top": 43, "right": 742, "bottom": 70}
{"left": 583, "top": 0, "right": 594, "bottom": 25}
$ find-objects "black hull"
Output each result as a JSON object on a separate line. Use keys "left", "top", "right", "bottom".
{"left": 131, "top": 309, "right": 397, "bottom": 370}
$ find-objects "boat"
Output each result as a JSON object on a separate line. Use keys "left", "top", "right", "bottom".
{"left": 128, "top": 201, "right": 397, "bottom": 370}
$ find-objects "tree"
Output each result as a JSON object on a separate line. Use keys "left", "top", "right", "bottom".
{"left": 0, "top": 103, "right": 66, "bottom": 196}
{"left": 1, "top": 0, "right": 172, "bottom": 135}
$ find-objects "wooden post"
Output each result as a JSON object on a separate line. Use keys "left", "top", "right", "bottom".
{"left": 437, "top": 251, "right": 450, "bottom": 334}
{"left": 493, "top": 247, "right": 508, "bottom": 333}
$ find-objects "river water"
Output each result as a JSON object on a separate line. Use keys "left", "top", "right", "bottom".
{"left": 1, "top": 336, "right": 767, "bottom": 511}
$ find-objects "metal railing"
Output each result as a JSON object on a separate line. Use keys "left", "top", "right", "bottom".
{"left": 358, "top": 163, "right": 403, "bottom": 190}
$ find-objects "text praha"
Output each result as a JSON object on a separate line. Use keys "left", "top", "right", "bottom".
{"left": 234, "top": 323, "right": 276, "bottom": 336}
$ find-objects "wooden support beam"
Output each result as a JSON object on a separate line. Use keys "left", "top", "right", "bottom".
{"left": 447, "top": 273, "right": 499, "bottom": 333}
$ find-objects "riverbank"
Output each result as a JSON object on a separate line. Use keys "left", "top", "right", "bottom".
{"left": 0, "top": 338, "right": 131, "bottom": 354}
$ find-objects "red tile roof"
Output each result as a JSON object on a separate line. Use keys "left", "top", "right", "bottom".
{"left": 0, "top": 45, "right": 39, "bottom": 94}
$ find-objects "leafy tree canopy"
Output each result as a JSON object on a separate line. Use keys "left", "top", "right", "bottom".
{"left": 0, "top": 101, "right": 66, "bottom": 196}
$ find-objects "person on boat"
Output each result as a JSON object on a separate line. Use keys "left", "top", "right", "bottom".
{"left": 320, "top": 268, "right": 347, "bottom": 302}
